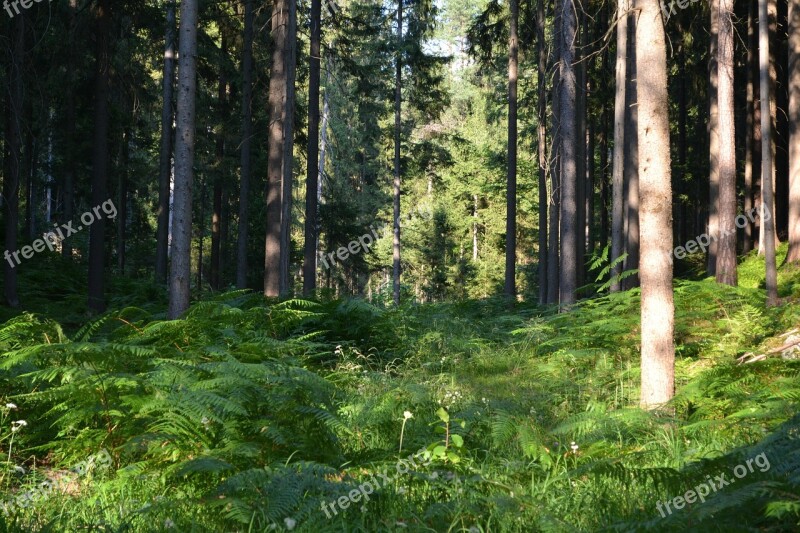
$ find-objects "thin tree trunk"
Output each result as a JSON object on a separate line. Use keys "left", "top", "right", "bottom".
{"left": 62, "top": 0, "right": 78, "bottom": 260}
{"left": 745, "top": 0, "right": 759, "bottom": 254}
{"left": 156, "top": 2, "right": 176, "bottom": 284}
{"left": 716, "top": 0, "right": 737, "bottom": 285}
{"left": 637, "top": 0, "right": 675, "bottom": 410}
{"left": 558, "top": 0, "right": 577, "bottom": 307}
{"left": 265, "top": 0, "right": 290, "bottom": 297}
{"left": 393, "top": 0, "right": 403, "bottom": 305}
{"left": 118, "top": 128, "right": 130, "bottom": 275}
{"left": 610, "top": 0, "right": 627, "bottom": 293}
{"left": 279, "top": 0, "right": 298, "bottom": 296}
{"left": 708, "top": 0, "right": 720, "bottom": 275}
{"left": 211, "top": 37, "right": 228, "bottom": 292}
{"left": 88, "top": 0, "right": 112, "bottom": 313}
{"left": 505, "top": 0, "right": 518, "bottom": 300}
{"left": 303, "top": 0, "right": 322, "bottom": 296}
{"left": 760, "top": 0, "right": 779, "bottom": 306}
{"left": 548, "top": 0, "right": 561, "bottom": 305}
{"left": 788, "top": 0, "right": 800, "bottom": 262}
{"left": 537, "top": 0, "right": 548, "bottom": 305}
{"left": 622, "top": 11, "right": 639, "bottom": 290}
{"left": 575, "top": 6, "right": 586, "bottom": 289}
{"left": 168, "top": 0, "right": 199, "bottom": 318}
{"left": 236, "top": 0, "right": 254, "bottom": 289}
{"left": 3, "top": 13, "right": 23, "bottom": 307}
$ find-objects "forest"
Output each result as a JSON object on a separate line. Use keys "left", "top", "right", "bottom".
{"left": 0, "top": 0, "right": 799, "bottom": 531}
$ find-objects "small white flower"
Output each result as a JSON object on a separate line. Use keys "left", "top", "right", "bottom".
{"left": 13, "top": 420, "right": 27, "bottom": 427}
{"left": 5, "top": 403, "right": 17, "bottom": 409}
{"left": 570, "top": 441, "right": 579, "bottom": 452}
{"left": 164, "top": 519, "right": 175, "bottom": 529}
{"left": 201, "top": 416, "right": 210, "bottom": 425}
{"left": 284, "top": 517, "right": 296, "bottom": 530}
{"left": 403, "top": 411, "right": 413, "bottom": 420}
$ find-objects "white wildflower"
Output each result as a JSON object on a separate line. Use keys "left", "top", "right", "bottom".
{"left": 570, "top": 441, "right": 579, "bottom": 453}
{"left": 284, "top": 517, "right": 296, "bottom": 530}
{"left": 403, "top": 411, "right": 413, "bottom": 420}
{"left": 5, "top": 403, "right": 17, "bottom": 410}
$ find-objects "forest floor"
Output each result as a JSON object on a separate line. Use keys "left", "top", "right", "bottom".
{"left": 0, "top": 250, "right": 799, "bottom": 532}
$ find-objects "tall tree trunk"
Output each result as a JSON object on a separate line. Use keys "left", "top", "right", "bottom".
{"left": 745, "top": 0, "right": 760, "bottom": 254}
{"left": 622, "top": 12, "right": 639, "bottom": 290}
{"left": 708, "top": 0, "right": 720, "bottom": 275}
{"left": 88, "top": 0, "right": 112, "bottom": 313}
{"left": 279, "top": 0, "right": 298, "bottom": 296}
{"left": 3, "top": 13, "right": 23, "bottom": 307}
{"left": 548, "top": 0, "right": 561, "bottom": 305}
{"left": 575, "top": 7, "right": 586, "bottom": 289}
{"left": 637, "top": 0, "right": 675, "bottom": 410}
{"left": 237, "top": 0, "right": 254, "bottom": 289}
{"left": 393, "top": 0, "right": 403, "bottom": 305}
{"left": 265, "top": 0, "right": 290, "bottom": 297}
{"left": 62, "top": 0, "right": 78, "bottom": 260}
{"left": 211, "top": 36, "right": 228, "bottom": 292}
{"left": 168, "top": 0, "right": 199, "bottom": 319}
{"left": 610, "top": 0, "right": 627, "bottom": 293}
{"left": 303, "top": 0, "right": 322, "bottom": 296}
{"left": 715, "top": 0, "right": 737, "bottom": 285}
{"left": 155, "top": 2, "right": 176, "bottom": 284}
{"left": 505, "top": 0, "right": 518, "bottom": 300}
{"left": 761, "top": 0, "right": 779, "bottom": 306}
{"left": 537, "top": 0, "right": 548, "bottom": 305}
{"left": 788, "top": 0, "right": 800, "bottom": 262}
{"left": 558, "top": 0, "right": 577, "bottom": 307}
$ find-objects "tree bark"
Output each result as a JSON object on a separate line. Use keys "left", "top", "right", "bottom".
{"left": 393, "top": 0, "right": 403, "bottom": 305}
{"left": 211, "top": 36, "right": 228, "bottom": 292}
{"left": 265, "top": 0, "right": 290, "bottom": 297}
{"left": 118, "top": 128, "right": 130, "bottom": 275}
{"left": 708, "top": 0, "right": 720, "bottom": 275}
{"left": 537, "top": 0, "right": 548, "bottom": 305}
{"left": 237, "top": 0, "right": 254, "bottom": 289}
{"left": 610, "top": 0, "right": 627, "bottom": 293}
{"left": 716, "top": 0, "right": 737, "bottom": 285}
{"left": 558, "top": 0, "right": 577, "bottom": 308}
{"left": 636, "top": 0, "right": 675, "bottom": 410}
{"left": 505, "top": 0, "right": 518, "bottom": 300}
{"left": 279, "top": 0, "right": 298, "bottom": 297}
{"left": 168, "top": 0, "right": 199, "bottom": 319}
{"left": 155, "top": 2, "right": 176, "bottom": 284}
{"left": 303, "top": 0, "right": 322, "bottom": 296}
{"left": 88, "top": 0, "right": 112, "bottom": 313}
{"left": 788, "top": 0, "right": 800, "bottom": 262}
{"left": 622, "top": 11, "right": 639, "bottom": 290}
{"left": 62, "top": 0, "right": 78, "bottom": 260}
{"left": 760, "top": 0, "right": 779, "bottom": 306}
{"left": 745, "top": 2, "right": 758, "bottom": 254}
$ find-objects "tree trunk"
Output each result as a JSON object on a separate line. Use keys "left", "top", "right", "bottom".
{"left": 3, "top": 13, "right": 23, "bottom": 307}
{"left": 745, "top": 1, "right": 760, "bottom": 255}
{"left": 505, "top": 0, "right": 518, "bottom": 300}
{"left": 636, "top": 0, "right": 675, "bottom": 410}
{"left": 761, "top": 0, "right": 779, "bottom": 306}
{"left": 708, "top": 0, "right": 720, "bottom": 275}
{"left": 88, "top": 0, "right": 112, "bottom": 313}
{"left": 211, "top": 36, "right": 228, "bottom": 292}
{"left": 548, "top": 0, "right": 561, "bottom": 306}
{"left": 62, "top": 0, "right": 78, "bottom": 261}
{"left": 303, "top": 0, "right": 322, "bottom": 296}
{"left": 610, "top": 0, "right": 627, "bottom": 293}
{"left": 622, "top": 12, "right": 639, "bottom": 290}
{"left": 279, "top": 0, "right": 298, "bottom": 297}
{"left": 393, "top": 0, "right": 403, "bottom": 305}
{"left": 537, "top": 0, "right": 548, "bottom": 305}
{"left": 788, "top": 0, "right": 800, "bottom": 262}
{"left": 558, "top": 0, "right": 577, "bottom": 308}
{"left": 265, "top": 0, "right": 290, "bottom": 297}
{"left": 118, "top": 128, "right": 130, "bottom": 275}
{"left": 168, "top": 0, "right": 199, "bottom": 319}
{"left": 575, "top": 7, "right": 586, "bottom": 289}
{"left": 237, "top": 0, "right": 254, "bottom": 289}
{"left": 155, "top": 2, "right": 176, "bottom": 284}
{"left": 715, "top": 0, "right": 737, "bottom": 285}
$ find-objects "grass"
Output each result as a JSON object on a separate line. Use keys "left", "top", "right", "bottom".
{"left": 0, "top": 254, "right": 797, "bottom": 531}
